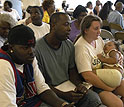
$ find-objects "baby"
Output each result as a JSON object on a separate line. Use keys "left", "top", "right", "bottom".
{"left": 96, "top": 40, "right": 123, "bottom": 88}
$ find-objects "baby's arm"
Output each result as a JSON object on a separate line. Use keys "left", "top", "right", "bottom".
{"left": 97, "top": 51, "right": 119, "bottom": 64}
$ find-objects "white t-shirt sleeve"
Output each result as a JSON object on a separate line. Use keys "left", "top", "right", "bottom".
{"left": 0, "top": 60, "right": 17, "bottom": 107}
{"left": 33, "top": 57, "right": 50, "bottom": 94}
{"left": 13, "top": 9, "right": 20, "bottom": 20}
{"left": 75, "top": 46, "right": 92, "bottom": 73}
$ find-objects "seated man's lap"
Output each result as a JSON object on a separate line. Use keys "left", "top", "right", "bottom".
{"left": 75, "top": 90, "right": 102, "bottom": 107}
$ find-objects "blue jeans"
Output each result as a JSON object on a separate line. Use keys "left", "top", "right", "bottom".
{"left": 40, "top": 90, "right": 103, "bottom": 107}
{"left": 75, "top": 89, "right": 102, "bottom": 107}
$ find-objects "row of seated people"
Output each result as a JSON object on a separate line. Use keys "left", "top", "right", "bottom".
{"left": 1, "top": 8, "right": 124, "bottom": 106}
{"left": 1, "top": 0, "right": 124, "bottom": 42}
{"left": 0, "top": 12, "right": 103, "bottom": 107}
{"left": 0, "top": 0, "right": 124, "bottom": 106}
{"left": 99, "top": 1, "right": 124, "bottom": 35}
{"left": 0, "top": 0, "right": 55, "bottom": 24}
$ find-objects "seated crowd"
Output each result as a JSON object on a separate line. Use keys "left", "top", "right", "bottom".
{"left": 0, "top": 0, "right": 124, "bottom": 107}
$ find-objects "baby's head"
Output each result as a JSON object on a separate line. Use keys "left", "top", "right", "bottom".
{"left": 104, "top": 40, "right": 120, "bottom": 54}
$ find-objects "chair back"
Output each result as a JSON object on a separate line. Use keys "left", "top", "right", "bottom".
{"left": 109, "top": 23, "right": 123, "bottom": 31}
{"left": 100, "top": 29, "right": 114, "bottom": 39}
{"left": 114, "top": 32, "right": 124, "bottom": 41}
{"left": 103, "top": 20, "right": 109, "bottom": 26}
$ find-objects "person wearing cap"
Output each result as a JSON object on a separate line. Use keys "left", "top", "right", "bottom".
{"left": 0, "top": 24, "right": 74, "bottom": 107}
{"left": 0, "top": 13, "right": 16, "bottom": 48}
{"left": 69, "top": 5, "right": 87, "bottom": 42}
{"left": 35, "top": 12, "right": 103, "bottom": 107}
{"left": 28, "top": 6, "right": 50, "bottom": 40}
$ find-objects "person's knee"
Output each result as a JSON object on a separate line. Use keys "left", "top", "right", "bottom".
{"left": 86, "top": 90, "right": 102, "bottom": 107}
{"left": 87, "top": 90, "right": 101, "bottom": 101}
{"left": 99, "top": 91, "right": 123, "bottom": 107}
{"left": 112, "top": 100, "right": 123, "bottom": 107}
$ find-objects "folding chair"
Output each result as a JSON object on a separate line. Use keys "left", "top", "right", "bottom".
{"left": 114, "top": 32, "right": 124, "bottom": 41}
{"left": 100, "top": 29, "right": 114, "bottom": 40}
{"left": 109, "top": 23, "right": 123, "bottom": 31}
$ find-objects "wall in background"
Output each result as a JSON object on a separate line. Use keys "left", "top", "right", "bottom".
{"left": 54, "top": 0, "right": 116, "bottom": 9}
{"left": 0, "top": 0, "right": 117, "bottom": 10}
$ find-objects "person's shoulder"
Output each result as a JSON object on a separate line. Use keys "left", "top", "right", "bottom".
{"left": 98, "top": 36, "right": 103, "bottom": 40}
{"left": 42, "top": 22, "right": 50, "bottom": 28}
{"left": 36, "top": 37, "right": 44, "bottom": 44}
{"left": 97, "top": 36, "right": 104, "bottom": 44}
{"left": 74, "top": 36, "right": 84, "bottom": 46}
{"left": 64, "top": 39, "right": 73, "bottom": 45}
{"left": 11, "top": 8, "right": 18, "bottom": 12}
{"left": 114, "top": 10, "right": 121, "bottom": 16}
{"left": 0, "top": 8, "right": 3, "bottom": 12}
{"left": 63, "top": 39, "right": 74, "bottom": 49}
{"left": 27, "top": 23, "right": 33, "bottom": 27}
{"left": 35, "top": 37, "right": 46, "bottom": 48}
{"left": 0, "top": 59, "right": 12, "bottom": 69}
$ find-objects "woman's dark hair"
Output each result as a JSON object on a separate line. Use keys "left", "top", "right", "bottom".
{"left": 73, "top": 5, "right": 87, "bottom": 19}
{"left": 106, "top": 1, "right": 113, "bottom": 10}
{"left": 42, "top": 0, "right": 54, "bottom": 10}
{"left": 81, "top": 15, "right": 102, "bottom": 36}
{"left": 4, "top": 1, "right": 12, "bottom": 8}
{"left": 99, "top": 3, "right": 110, "bottom": 20}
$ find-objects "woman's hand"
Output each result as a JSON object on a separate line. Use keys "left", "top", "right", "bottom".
{"left": 97, "top": 54, "right": 104, "bottom": 62}
{"left": 97, "top": 54, "right": 102, "bottom": 59}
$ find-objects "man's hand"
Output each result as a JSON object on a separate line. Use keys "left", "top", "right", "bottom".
{"left": 75, "top": 83, "right": 92, "bottom": 95}
{"left": 63, "top": 91, "right": 83, "bottom": 103}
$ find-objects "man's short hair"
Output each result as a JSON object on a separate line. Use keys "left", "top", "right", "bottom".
{"left": 50, "top": 12, "right": 68, "bottom": 25}
{"left": 4, "top": 1, "right": 12, "bottom": 8}
{"left": 29, "top": 6, "right": 44, "bottom": 17}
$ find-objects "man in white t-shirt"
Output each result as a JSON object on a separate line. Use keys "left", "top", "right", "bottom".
{"left": 28, "top": 6, "right": 50, "bottom": 40}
